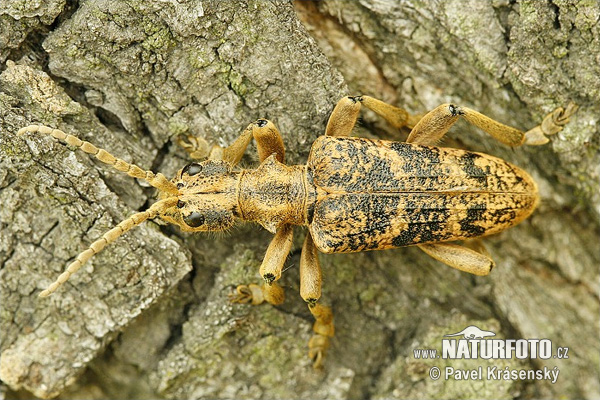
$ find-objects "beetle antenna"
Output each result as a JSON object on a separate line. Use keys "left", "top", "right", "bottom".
{"left": 38, "top": 197, "right": 178, "bottom": 297}
{"left": 18, "top": 125, "right": 179, "bottom": 195}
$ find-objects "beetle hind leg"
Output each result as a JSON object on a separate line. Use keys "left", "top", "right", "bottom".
{"left": 522, "top": 102, "right": 578, "bottom": 145}
{"left": 418, "top": 242, "right": 495, "bottom": 276}
{"left": 406, "top": 102, "right": 577, "bottom": 147}
{"left": 300, "top": 232, "right": 334, "bottom": 368}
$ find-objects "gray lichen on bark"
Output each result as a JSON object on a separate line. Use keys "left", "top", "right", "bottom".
{"left": 0, "top": 1, "right": 66, "bottom": 64}
{"left": 0, "top": 62, "right": 191, "bottom": 398}
{"left": 1, "top": 1, "right": 598, "bottom": 399}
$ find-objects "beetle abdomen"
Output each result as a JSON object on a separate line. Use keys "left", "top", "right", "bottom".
{"left": 307, "top": 136, "right": 538, "bottom": 254}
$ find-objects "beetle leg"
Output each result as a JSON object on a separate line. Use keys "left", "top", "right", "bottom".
{"left": 300, "top": 232, "right": 334, "bottom": 368}
{"left": 251, "top": 119, "right": 286, "bottom": 163}
{"left": 177, "top": 134, "right": 212, "bottom": 159}
{"left": 326, "top": 95, "right": 421, "bottom": 137}
{"left": 182, "top": 119, "right": 286, "bottom": 167}
{"left": 229, "top": 224, "right": 292, "bottom": 306}
{"left": 522, "top": 102, "right": 578, "bottom": 145}
{"left": 177, "top": 124, "right": 252, "bottom": 163}
{"left": 360, "top": 95, "right": 423, "bottom": 129}
{"left": 405, "top": 104, "right": 460, "bottom": 145}
{"left": 417, "top": 242, "right": 495, "bottom": 276}
{"left": 406, "top": 103, "right": 577, "bottom": 146}
{"left": 220, "top": 119, "right": 285, "bottom": 165}
{"left": 326, "top": 96, "right": 362, "bottom": 136}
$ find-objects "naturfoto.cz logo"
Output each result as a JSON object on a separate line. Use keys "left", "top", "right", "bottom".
{"left": 413, "top": 325, "right": 568, "bottom": 384}
{"left": 413, "top": 325, "right": 569, "bottom": 360}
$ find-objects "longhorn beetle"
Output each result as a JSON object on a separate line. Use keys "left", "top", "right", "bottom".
{"left": 18, "top": 96, "right": 577, "bottom": 368}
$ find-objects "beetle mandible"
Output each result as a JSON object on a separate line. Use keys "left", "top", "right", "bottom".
{"left": 18, "top": 95, "right": 577, "bottom": 368}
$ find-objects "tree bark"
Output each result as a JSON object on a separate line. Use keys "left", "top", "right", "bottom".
{"left": 0, "top": 1, "right": 598, "bottom": 399}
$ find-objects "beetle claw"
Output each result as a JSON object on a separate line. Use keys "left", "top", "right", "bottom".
{"left": 308, "top": 334, "right": 330, "bottom": 369}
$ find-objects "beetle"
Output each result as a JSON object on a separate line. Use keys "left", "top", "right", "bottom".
{"left": 18, "top": 95, "right": 576, "bottom": 368}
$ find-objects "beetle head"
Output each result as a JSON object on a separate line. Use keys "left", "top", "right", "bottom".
{"left": 158, "top": 159, "right": 239, "bottom": 232}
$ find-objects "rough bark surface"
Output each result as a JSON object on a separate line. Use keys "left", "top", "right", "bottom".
{"left": 0, "top": 1, "right": 598, "bottom": 399}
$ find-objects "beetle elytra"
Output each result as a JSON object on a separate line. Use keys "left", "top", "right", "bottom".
{"left": 18, "top": 95, "right": 577, "bottom": 367}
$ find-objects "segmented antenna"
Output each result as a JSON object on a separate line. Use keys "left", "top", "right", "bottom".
{"left": 38, "top": 197, "right": 178, "bottom": 297}
{"left": 18, "top": 125, "right": 179, "bottom": 194}
{"left": 17, "top": 125, "right": 181, "bottom": 296}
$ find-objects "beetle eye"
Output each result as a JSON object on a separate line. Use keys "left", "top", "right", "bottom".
{"left": 183, "top": 212, "right": 205, "bottom": 228}
{"left": 177, "top": 200, "right": 185, "bottom": 208}
{"left": 182, "top": 162, "right": 203, "bottom": 176}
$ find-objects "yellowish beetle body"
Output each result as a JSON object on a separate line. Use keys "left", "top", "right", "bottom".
{"left": 17, "top": 95, "right": 576, "bottom": 368}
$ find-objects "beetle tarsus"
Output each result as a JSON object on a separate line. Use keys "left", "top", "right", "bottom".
{"left": 229, "top": 284, "right": 265, "bottom": 305}
{"left": 177, "top": 134, "right": 211, "bottom": 160}
{"left": 307, "top": 303, "right": 334, "bottom": 369}
{"left": 308, "top": 334, "right": 329, "bottom": 369}
{"left": 523, "top": 102, "right": 578, "bottom": 145}
{"left": 229, "top": 282, "right": 284, "bottom": 306}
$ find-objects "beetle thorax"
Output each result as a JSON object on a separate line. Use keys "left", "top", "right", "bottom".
{"left": 237, "top": 155, "right": 308, "bottom": 233}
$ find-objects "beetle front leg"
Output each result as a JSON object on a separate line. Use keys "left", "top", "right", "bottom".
{"left": 300, "top": 232, "right": 334, "bottom": 368}
{"left": 406, "top": 102, "right": 577, "bottom": 146}
{"left": 177, "top": 123, "right": 253, "bottom": 162}
{"left": 222, "top": 119, "right": 286, "bottom": 165}
{"left": 417, "top": 242, "right": 495, "bottom": 276}
{"left": 229, "top": 224, "right": 293, "bottom": 306}
{"left": 177, "top": 134, "right": 213, "bottom": 160}
{"left": 181, "top": 119, "right": 286, "bottom": 166}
